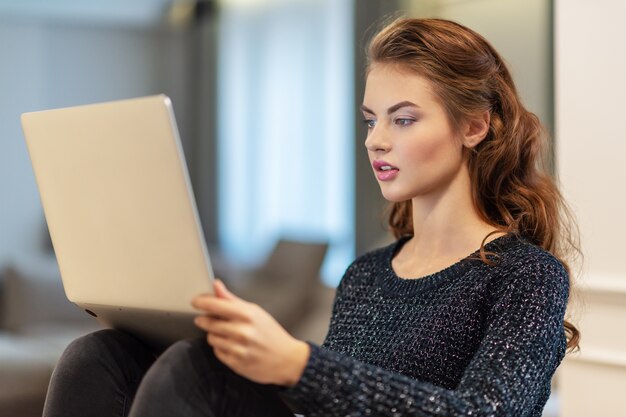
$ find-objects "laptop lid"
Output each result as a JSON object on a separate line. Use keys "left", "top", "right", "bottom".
{"left": 21, "top": 95, "right": 214, "bottom": 315}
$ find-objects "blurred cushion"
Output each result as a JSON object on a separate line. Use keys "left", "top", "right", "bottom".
{"left": 1, "top": 256, "right": 92, "bottom": 332}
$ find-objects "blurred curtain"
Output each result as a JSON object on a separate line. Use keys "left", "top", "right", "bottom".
{"left": 217, "top": 0, "right": 354, "bottom": 285}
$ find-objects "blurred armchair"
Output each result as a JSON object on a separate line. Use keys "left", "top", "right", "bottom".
{"left": 220, "top": 239, "right": 335, "bottom": 343}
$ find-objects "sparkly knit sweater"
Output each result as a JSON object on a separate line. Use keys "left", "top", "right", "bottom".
{"left": 279, "top": 234, "right": 569, "bottom": 417}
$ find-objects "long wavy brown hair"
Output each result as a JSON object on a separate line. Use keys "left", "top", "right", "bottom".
{"left": 367, "top": 17, "right": 580, "bottom": 351}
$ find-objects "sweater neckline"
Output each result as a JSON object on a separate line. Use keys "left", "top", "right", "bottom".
{"left": 378, "top": 233, "right": 521, "bottom": 297}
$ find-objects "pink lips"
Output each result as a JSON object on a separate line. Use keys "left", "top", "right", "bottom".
{"left": 372, "top": 160, "right": 399, "bottom": 181}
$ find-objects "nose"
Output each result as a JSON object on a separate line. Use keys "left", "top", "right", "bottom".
{"left": 364, "top": 125, "right": 391, "bottom": 153}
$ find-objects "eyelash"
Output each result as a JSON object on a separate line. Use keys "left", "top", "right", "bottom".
{"left": 395, "top": 118, "right": 415, "bottom": 127}
{"left": 363, "top": 119, "right": 376, "bottom": 129}
{"left": 362, "top": 118, "right": 416, "bottom": 129}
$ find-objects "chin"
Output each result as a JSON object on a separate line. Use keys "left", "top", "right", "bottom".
{"left": 379, "top": 187, "right": 415, "bottom": 203}
{"left": 382, "top": 195, "right": 409, "bottom": 203}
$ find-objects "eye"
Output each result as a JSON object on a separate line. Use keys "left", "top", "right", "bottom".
{"left": 395, "top": 118, "right": 415, "bottom": 127}
{"left": 362, "top": 119, "right": 377, "bottom": 129}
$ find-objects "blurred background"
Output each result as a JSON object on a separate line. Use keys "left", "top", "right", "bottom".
{"left": 0, "top": 0, "right": 624, "bottom": 416}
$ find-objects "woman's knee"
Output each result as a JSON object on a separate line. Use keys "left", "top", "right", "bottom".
{"left": 44, "top": 330, "right": 155, "bottom": 417}
{"left": 152, "top": 337, "right": 221, "bottom": 376}
{"left": 59, "top": 329, "right": 118, "bottom": 367}
{"left": 56, "top": 329, "right": 155, "bottom": 381}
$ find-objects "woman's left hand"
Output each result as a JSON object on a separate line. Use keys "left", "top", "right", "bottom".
{"left": 191, "top": 279, "right": 310, "bottom": 386}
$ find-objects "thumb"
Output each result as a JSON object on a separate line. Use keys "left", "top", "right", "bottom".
{"left": 214, "top": 279, "right": 239, "bottom": 301}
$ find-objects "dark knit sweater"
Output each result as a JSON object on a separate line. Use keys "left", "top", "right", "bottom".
{"left": 280, "top": 234, "right": 569, "bottom": 417}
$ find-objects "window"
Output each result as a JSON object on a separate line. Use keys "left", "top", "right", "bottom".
{"left": 217, "top": 0, "right": 354, "bottom": 285}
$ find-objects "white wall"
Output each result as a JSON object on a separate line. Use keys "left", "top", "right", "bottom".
{"left": 556, "top": 0, "right": 626, "bottom": 284}
{"left": 555, "top": 1, "right": 626, "bottom": 415}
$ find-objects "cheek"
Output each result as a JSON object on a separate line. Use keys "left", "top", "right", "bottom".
{"left": 405, "top": 134, "right": 460, "bottom": 168}
{"left": 408, "top": 141, "right": 439, "bottom": 164}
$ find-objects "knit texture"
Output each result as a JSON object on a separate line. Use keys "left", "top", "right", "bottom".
{"left": 279, "top": 234, "right": 569, "bottom": 417}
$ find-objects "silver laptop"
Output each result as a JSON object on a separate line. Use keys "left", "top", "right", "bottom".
{"left": 21, "top": 95, "right": 214, "bottom": 350}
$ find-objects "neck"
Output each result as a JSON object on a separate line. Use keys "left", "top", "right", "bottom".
{"left": 408, "top": 165, "right": 497, "bottom": 259}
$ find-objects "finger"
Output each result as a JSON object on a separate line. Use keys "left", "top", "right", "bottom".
{"left": 191, "top": 296, "right": 250, "bottom": 322}
{"left": 194, "top": 315, "right": 228, "bottom": 335}
{"left": 207, "top": 335, "right": 236, "bottom": 365}
{"left": 207, "top": 333, "right": 248, "bottom": 360}
{"left": 214, "top": 279, "right": 240, "bottom": 301}
{"left": 195, "top": 316, "right": 250, "bottom": 342}
{"left": 213, "top": 346, "right": 239, "bottom": 369}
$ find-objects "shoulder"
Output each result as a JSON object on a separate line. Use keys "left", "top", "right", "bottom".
{"left": 490, "top": 236, "right": 570, "bottom": 305}
{"left": 497, "top": 236, "right": 568, "bottom": 279}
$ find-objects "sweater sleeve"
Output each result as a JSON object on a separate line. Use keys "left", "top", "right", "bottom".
{"left": 279, "top": 259, "right": 569, "bottom": 417}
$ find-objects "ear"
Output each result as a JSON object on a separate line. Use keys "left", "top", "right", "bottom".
{"left": 462, "top": 111, "right": 490, "bottom": 148}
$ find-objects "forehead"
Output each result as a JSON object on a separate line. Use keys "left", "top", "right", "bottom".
{"left": 363, "top": 63, "right": 440, "bottom": 109}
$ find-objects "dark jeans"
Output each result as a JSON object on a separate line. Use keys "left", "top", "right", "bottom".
{"left": 42, "top": 329, "right": 299, "bottom": 417}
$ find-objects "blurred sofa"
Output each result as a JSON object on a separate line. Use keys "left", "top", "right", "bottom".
{"left": 0, "top": 240, "right": 335, "bottom": 417}
{"left": 0, "top": 253, "right": 99, "bottom": 417}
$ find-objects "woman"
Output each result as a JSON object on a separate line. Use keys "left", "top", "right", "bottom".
{"left": 43, "top": 17, "right": 579, "bottom": 417}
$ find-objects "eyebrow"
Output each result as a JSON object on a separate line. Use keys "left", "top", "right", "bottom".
{"left": 360, "top": 101, "right": 420, "bottom": 115}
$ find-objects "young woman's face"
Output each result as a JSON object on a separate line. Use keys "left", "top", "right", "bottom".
{"left": 362, "top": 64, "right": 466, "bottom": 203}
